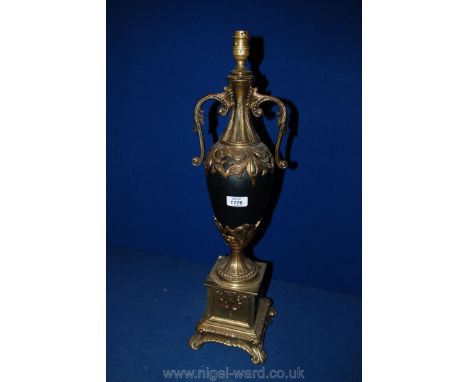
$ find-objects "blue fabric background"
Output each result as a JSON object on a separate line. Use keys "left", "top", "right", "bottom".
{"left": 107, "top": 0, "right": 361, "bottom": 295}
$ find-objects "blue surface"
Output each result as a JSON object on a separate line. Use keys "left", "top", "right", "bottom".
{"left": 107, "top": 0, "right": 362, "bottom": 296}
{"left": 107, "top": 247, "right": 361, "bottom": 381}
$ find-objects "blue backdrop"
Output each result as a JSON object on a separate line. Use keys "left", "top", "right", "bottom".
{"left": 107, "top": 0, "right": 361, "bottom": 295}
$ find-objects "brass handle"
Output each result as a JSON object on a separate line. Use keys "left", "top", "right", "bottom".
{"left": 192, "top": 88, "right": 232, "bottom": 166}
{"left": 250, "top": 88, "right": 288, "bottom": 169}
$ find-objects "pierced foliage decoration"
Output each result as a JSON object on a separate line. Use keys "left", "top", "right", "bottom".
{"left": 205, "top": 142, "right": 274, "bottom": 186}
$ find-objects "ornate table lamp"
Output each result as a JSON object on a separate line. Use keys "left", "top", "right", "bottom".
{"left": 188, "top": 30, "right": 288, "bottom": 364}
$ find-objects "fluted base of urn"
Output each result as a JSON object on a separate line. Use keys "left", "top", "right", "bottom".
{"left": 213, "top": 217, "right": 261, "bottom": 284}
{"left": 215, "top": 255, "right": 258, "bottom": 283}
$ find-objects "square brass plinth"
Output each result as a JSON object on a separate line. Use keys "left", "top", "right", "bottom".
{"left": 189, "top": 256, "right": 276, "bottom": 364}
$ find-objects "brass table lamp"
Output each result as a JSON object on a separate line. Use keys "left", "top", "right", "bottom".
{"left": 189, "top": 30, "right": 288, "bottom": 364}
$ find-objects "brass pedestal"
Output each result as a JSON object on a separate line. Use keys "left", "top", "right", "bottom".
{"left": 189, "top": 256, "right": 276, "bottom": 364}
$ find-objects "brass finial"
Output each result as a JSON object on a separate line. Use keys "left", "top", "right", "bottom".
{"left": 232, "top": 30, "right": 249, "bottom": 68}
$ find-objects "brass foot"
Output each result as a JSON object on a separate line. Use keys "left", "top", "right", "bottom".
{"left": 189, "top": 331, "right": 267, "bottom": 364}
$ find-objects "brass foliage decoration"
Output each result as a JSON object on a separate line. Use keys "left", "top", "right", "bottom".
{"left": 214, "top": 217, "right": 260, "bottom": 251}
{"left": 205, "top": 142, "right": 273, "bottom": 186}
{"left": 216, "top": 290, "right": 248, "bottom": 311}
